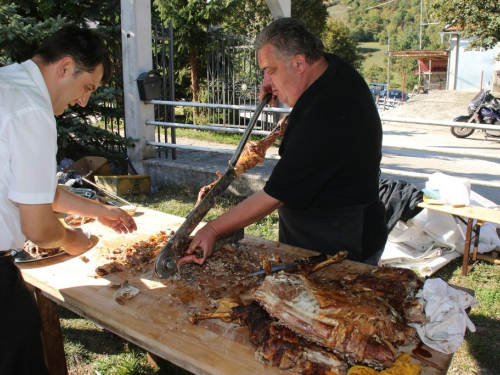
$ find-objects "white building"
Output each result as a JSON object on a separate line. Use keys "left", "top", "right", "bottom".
{"left": 444, "top": 26, "right": 500, "bottom": 92}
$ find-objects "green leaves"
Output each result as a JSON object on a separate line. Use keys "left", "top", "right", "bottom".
{"left": 322, "top": 19, "right": 365, "bottom": 71}
{"left": 429, "top": 0, "right": 500, "bottom": 51}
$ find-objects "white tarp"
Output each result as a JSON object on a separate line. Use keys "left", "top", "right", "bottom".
{"left": 381, "top": 188, "right": 500, "bottom": 276}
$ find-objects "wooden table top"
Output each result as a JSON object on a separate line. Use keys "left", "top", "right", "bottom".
{"left": 418, "top": 202, "right": 500, "bottom": 224}
{"left": 19, "top": 207, "right": 452, "bottom": 375}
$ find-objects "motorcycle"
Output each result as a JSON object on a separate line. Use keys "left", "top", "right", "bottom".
{"left": 451, "top": 89, "right": 500, "bottom": 138}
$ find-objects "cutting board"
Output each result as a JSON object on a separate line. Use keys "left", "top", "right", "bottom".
{"left": 19, "top": 207, "right": 453, "bottom": 375}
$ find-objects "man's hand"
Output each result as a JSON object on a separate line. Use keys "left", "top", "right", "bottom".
{"left": 62, "top": 227, "right": 92, "bottom": 256}
{"left": 259, "top": 83, "right": 277, "bottom": 107}
{"left": 54, "top": 186, "right": 137, "bottom": 234}
{"left": 177, "top": 225, "right": 219, "bottom": 266}
{"left": 96, "top": 205, "right": 137, "bottom": 234}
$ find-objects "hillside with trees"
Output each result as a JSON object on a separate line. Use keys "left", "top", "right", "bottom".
{"left": 327, "top": 0, "right": 448, "bottom": 90}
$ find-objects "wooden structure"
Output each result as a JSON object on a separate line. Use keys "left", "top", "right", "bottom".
{"left": 19, "top": 208, "right": 454, "bottom": 375}
{"left": 388, "top": 50, "right": 449, "bottom": 91}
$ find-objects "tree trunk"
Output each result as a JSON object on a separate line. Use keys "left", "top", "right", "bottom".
{"left": 190, "top": 44, "right": 199, "bottom": 122}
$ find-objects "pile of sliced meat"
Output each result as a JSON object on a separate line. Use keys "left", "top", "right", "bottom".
{"left": 253, "top": 267, "right": 424, "bottom": 370}
{"left": 191, "top": 265, "right": 425, "bottom": 374}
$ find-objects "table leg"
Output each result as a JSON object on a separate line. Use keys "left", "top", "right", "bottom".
{"left": 471, "top": 221, "right": 483, "bottom": 262}
{"left": 147, "top": 352, "right": 166, "bottom": 367}
{"left": 33, "top": 287, "right": 68, "bottom": 375}
{"left": 461, "top": 218, "right": 474, "bottom": 276}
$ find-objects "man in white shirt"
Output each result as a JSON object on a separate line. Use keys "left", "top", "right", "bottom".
{"left": 0, "top": 25, "right": 137, "bottom": 375}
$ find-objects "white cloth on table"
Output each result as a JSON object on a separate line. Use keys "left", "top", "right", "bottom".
{"left": 0, "top": 60, "right": 57, "bottom": 250}
{"left": 381, "top": 189, "right": 500, "bottom": 275}
{"left": 411, "top": 278, "right": 478, "bottom": 354}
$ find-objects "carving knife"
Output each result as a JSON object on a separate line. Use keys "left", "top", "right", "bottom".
{"left": 154, "top": 94, "right": 273, "bottom": 279}
{"left": 247, "top": 253, "right": 327, "bottom": 277}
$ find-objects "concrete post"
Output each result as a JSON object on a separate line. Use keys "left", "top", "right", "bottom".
{"left": 264, "top": 0, "right": 291, "bottom": 119}
{"left": 447, "top": 34, "right": 459, "bottom": 91}
{"left": 121, "top": 0, "right": 156, "bottom": 174}
{"left": 265, "top": 0, "right": 291, "bottom": 18}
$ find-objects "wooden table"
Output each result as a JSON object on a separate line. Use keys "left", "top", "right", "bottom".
{"left": 418, "top": 203, "right": 500, "bottom": 275}
{"left": 19, "top": 207, "right": 453, "bottom": 375}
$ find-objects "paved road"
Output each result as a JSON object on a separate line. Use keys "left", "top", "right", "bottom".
{"left": 169, "top": 89, "right": 500, "bottom": 204}
{"left": 380, "top": 121, "right": 500, "bottom": 203}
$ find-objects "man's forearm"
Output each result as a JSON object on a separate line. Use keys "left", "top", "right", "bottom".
{"left": 53, "top": 186, "right": 104, "bottom": 217}
{"left": 208, "top": 190, "right": 282, "bottom": 237}
{"left": 19, "top": 202, "right": 74, "bottom": 248}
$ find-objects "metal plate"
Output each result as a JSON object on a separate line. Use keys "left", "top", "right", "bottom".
{"left": 14, "top": 249, "right": 67, "bottom": 263}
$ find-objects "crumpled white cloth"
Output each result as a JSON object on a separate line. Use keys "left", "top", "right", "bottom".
{"left": 411, "top": 278, "right": 478, "bottom": 354}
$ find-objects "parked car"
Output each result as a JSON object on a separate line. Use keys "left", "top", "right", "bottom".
{"left": 379, "top": 89, "right": 409, "bottom": 102}
{"left": 369, "top": 83, "right": 387, "bottom": 98}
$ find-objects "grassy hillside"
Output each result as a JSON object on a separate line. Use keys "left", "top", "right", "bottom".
{"left": 327, "top": 4, "right": 403, "bottom": 88}
{"left": 359, "top": 41, "right": 386, "bottom": 68}
{"left": 327, "top": 3, "right": 349, "bottom": 22}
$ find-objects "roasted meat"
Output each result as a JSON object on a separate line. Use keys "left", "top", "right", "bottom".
{"left": 23, "top": 240, "right": 62, "bottom": 258}
{"left": 341, "top": 266, "right": 425, "bottom": 323}
{"left": 233, "top": 115, "right": 289, "bottom": 177}
{"left": 252, "top": 273, "right": 420, "bottom": 368}
{"left": 191, "top": 300, "right": 347, "bottom": 375}
{"left": 196, "top": 116, "right": 289, "bottom": 205}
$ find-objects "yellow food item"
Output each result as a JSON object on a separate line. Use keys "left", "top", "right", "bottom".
{"left": 380, "top": 353, "right": 421, "bottom": 375}
{"left": 347, "top": 353, "right": 421, "bottom": 375}
{"left": 347, "top": 366, "right": 378, "bottom": 375}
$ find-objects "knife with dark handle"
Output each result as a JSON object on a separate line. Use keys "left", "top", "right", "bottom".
{"left": 247, "top": 253, "right": 327, "bottom": 277}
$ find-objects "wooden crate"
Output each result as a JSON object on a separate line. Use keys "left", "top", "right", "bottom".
{"left": 94, "top": 175, "right": 151, "bottom": 196}
{"left": 62, "top": 156, "right": 111, "bottom": 182}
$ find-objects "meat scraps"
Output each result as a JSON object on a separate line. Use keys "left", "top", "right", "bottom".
{"left": 23, "top": 240, "right": 63, "bottom": 258}
{"left": 95, "top": 230, "right": 171, "bottom": 276}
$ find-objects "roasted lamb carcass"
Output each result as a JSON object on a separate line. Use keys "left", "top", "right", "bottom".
{"left": 341, "top": 267, "right": 426, "bottom": 323}
{"left": 252, "top": 273, "right": 420, "bottom": 368}
{"left": 195, "top": 116, "right": 289, "bottom": 205}
{"left": 191, "top": 300, "right": 347, "bottom": 375}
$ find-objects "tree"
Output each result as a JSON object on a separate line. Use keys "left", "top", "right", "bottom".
{"left": 429, "top": 0, "right": 500, "bottom": 52}
{"left": 291, "top": 0, "right": 328, "bottom": 37}
{"left": 322, "top": 19, "right": 364, "bottom": 71}
{"left": 0, "top": 3, "right": 64, "bottom": 66}
{"left": 223, "top": 0, "right": 328, "bottom": 39}
{"left": 364, "top": 63, "right": 384, "bottom": 83}
{"left": 154, "top": 0, "right": 238, "bottom": 107}
{"left": 0, "top": 0, "right": 128, "bottom": 170}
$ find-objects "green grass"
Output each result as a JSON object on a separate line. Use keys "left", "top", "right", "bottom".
{"left": 359, "top": 41, "right": 387, "bottom": 69}
{"left": 359, "top": 41, "right": 403, "bottom": 88}
{"left": 327, "top": 3, "right": 349, "bottom": 23}
{"left": 61, "top": 185, "right": 499, "bottom": 375}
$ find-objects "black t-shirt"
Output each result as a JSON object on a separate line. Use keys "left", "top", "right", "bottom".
{"left": 264, "top": 53, "right": 382, "bottom": 209}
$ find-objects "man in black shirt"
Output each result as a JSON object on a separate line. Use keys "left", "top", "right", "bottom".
{"left": 178, "top": 17, "right": 386, "bottom": 267}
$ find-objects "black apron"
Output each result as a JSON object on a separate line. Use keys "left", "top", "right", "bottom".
{"left": 0, "top": 255, "right": 50, "bottom": 375}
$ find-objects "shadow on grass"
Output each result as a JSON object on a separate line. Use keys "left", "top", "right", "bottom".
{"left": 433, "top": 257, "right": 500, "bottom": 374}
{"left": 359, "top": 47, "right": 382, "bottom": 54}
{"left": 59, "top": 306, "right": 193, "bottom": 374}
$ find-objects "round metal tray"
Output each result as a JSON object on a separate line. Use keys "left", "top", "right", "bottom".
{"left": 14, "top": 248, "right": 67, "bottom": 263}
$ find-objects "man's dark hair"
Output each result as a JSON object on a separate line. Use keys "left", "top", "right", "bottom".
{"left": 254, "top": 17, "right": 324, "bottom": 65}
{"left": 34, "top": 24, "right": 112, "bottom": 85}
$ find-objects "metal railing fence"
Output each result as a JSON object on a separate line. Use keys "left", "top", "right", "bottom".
{"left": 145, "top": 100, "right": 500, "bottom": 190}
